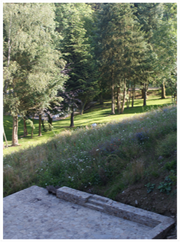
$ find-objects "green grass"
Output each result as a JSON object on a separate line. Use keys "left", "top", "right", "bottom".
{"left": 3, "top": 93, "right": 177, "bottom": 198}
{"left": 3, "top": 95, "right": 173, "bottom": 155}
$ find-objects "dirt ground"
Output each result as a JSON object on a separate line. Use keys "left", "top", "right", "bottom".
{"left": 115, "top": 179, "right": 177, "bottom": 239}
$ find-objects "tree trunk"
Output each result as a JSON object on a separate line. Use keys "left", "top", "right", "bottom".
{"left": 31, "top": 115, "right": 34, "bottom": 138}
{"left": 121, "top": 80, "right": 126, "bottom": 114}
{"left": 23, "top": 117, "right": 28, "bottom": 137}
{"left": 38, "top": 114, "right": 42, "bottom": 136}
{"left": 161, "top": 81, "right": 166, "bottom": 99}
{"left": 12, "top": 115, "right": 19, "bottom": 146}
{"left": 70, "top": 110, "right": 74, "bottom": 127}
{"left": 47, "top": 114, "right": 52, "bottom": 125}
{"left": 3, "top": 126, "right": 8, "bottom": 148}
{"left": 126, "top": 84, "right": 130, "bottom": 109}
{"left": 111, "top": 70, "right": 115, "bottom": 115}
{"left": 117, "top": 86, "right": 121, "bottom": 114}
{"left": 99, "top": 92, "right": 104, "bottom": 105}
{"left": 142, "top": 89, "right": 144, "bottom": 99}
{"left": 143, "top": 84, "right": 148, "bottom": 106}
{"left": 80, "top": 100, "right": 87, "bottom": 115}
{"left": 132, "top": 81, "right": 135, "bottom": 108}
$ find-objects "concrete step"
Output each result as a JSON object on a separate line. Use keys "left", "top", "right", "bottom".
{"left": 3, "top": 186, "right": 175, "bottom": 239}
{"left": 87, "top": 197, "right": 107, "bottom": 207}
{"left": 85, "top": 202, "right": 104, "bottom": 212}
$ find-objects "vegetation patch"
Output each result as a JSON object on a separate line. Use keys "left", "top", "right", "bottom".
{"left": 3, "top": 104, "right": 177, "bottom": 199}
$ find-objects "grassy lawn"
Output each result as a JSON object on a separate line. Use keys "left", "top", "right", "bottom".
{"left": 3, "top": 101, "right": 177, "bottom": 199}
{"left": 3, "top": 95, "right": 173, "bottom": 156}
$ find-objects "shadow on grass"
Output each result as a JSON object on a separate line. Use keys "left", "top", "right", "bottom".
{"left": 3, "top": 97, "right": 173, "bottom": 154}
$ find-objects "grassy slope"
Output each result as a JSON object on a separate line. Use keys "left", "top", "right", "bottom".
{"left": 3, "top": 95, "right": 172, "bottom": 156}
{"left": 3, "top": 94, "right": 176, "bottom": 201}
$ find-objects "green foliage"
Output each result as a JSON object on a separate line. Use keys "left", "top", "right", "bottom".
{"left": 95, "top": 3, "right": 149, "bottom": 113}
{"left": 156, "top": 132, "right": 177, "bottom": 158}
{"left": 168, "top": 170, "right": 176, "bottom": 186}
{"left": 164, "top": 160, "right": 176, "bottom": 171}
{"left": 55, "top": 3, "right": 99, "bottom": 113}
{"left": 3, "top": 97, "right": 176, "bottom": 198}
{"left": 3, "top": 96, "right": 174, "bottom": 153}
{"left": 26, "top": 119, "right": 35, "bottom": 130}
{"left": 3, "top": 3, "right": 67, "bottom": 145}
{"left": 158, "top": 176, "right": 172, "bottom": 194}
{"left": 145, "top": 183, "right": 155, "bottom": 193}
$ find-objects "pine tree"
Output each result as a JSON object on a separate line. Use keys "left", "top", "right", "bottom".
{"left": 95, "top": 3, "right": 147, "bottom": 113}
{"left": 134, "top": 3, "right": 165, "bottom": 105}
{"left": 55, "top": 3, "right": 99, "bottom": 115}
{"left": 151, "top": 3, "right": 177, "bottom": 98}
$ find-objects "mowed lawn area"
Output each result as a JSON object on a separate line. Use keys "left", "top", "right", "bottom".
{"left": 3, "top": 94, "right": 173, "bottom": 156}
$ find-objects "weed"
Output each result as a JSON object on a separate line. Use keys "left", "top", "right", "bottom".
{"left": 3, "top": 104, "right": 177, "bottom": 197}
{"left": 145, "top": 183, "right": 155, "bottom": 193}
{"left": 135, "top": 131, "right": 149, "bottom": 144}
{"left": 158, "top": 176, "right": 172, "bottom": 194}
{"left": 156, "top": 133, "right": 177, "bottom": 158}
{"left": 164, "top": 160, "right": 176, "bottom": 171}
{"left": 151, "top": 171, "right": 160, "bottom": 178}
{"left": 168, "top": 170, "right": 177, "bottom": 185}
{"left": 122, "top": 159, "right": 144, "bottom": 185}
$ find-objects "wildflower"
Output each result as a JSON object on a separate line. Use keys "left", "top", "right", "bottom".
{"left": 135, "top": 132, "right": 149, "bottom": 144}
{"left": 96, "top": 149, "right": 99, "bottom": 151}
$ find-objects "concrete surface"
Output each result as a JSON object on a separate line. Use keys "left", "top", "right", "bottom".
{"left": 3, "top": 185, "right": 174, "bottom": 239}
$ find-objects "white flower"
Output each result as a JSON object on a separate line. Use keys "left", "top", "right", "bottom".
{"left": 92, "top": 123, "right": 97, "bottom": 128}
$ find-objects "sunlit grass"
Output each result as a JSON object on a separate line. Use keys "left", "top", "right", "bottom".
{"left": 3, "top": 95, "right": 173, "bottom": 156}
{"left": 3, "top": 104, "right": 177, "bottom": 197}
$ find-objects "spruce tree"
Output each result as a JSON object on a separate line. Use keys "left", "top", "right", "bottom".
{"left": 55, "top": 3, "right": 99, "bottom": 115}
{"left": 95, "top": 3, "right": 147, "bottom": 113}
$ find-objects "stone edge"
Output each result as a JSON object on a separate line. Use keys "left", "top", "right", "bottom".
{"left": 56, "top": 186, "right": 175, "bottom": 239}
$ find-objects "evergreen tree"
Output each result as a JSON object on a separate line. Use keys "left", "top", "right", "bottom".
{"left": 151, "top": 3, "right": 177, "bottom": 98}
{"left": 95, "top": 3, "right": 147, "bottom": 113}
{"left": 134, "top": 3, "right": 164, "bottom": 105}
{"left": 55, "top": 3, "right": 99, "bottom": 115}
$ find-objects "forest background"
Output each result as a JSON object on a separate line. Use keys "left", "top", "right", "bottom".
{"left": 3, "top": 3, "right": 177, "bottom": 146}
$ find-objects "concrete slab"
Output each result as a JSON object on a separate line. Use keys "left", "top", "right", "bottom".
{"left": 3, "top": 185, "right": 174, "bottom": 239}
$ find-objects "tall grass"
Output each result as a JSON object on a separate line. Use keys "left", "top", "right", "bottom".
{"left": 3, "top": 104, "right": 177, "bottom": 197}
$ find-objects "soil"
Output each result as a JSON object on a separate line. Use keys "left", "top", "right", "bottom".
{"left": 115, "top": 179, "right": 177, "bottom": 239}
